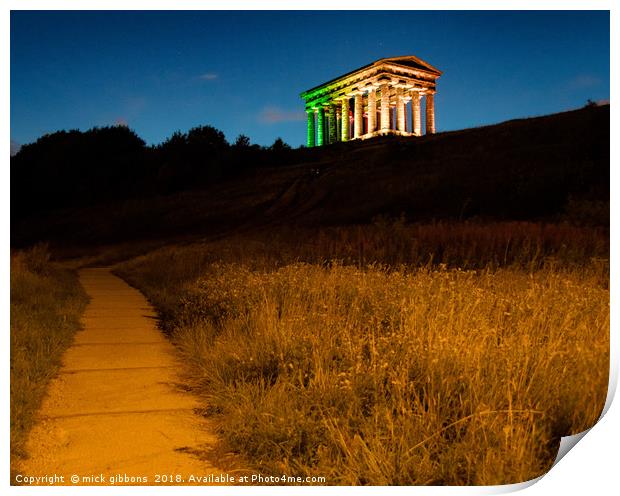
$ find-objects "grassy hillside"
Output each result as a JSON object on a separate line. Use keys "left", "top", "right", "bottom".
{"left": 114, "top": 224, "right": 608, "bottom": 485}
{"left": 279, "top": 105, "right": 608, "bottom": 225}
{"left": 12, "top": 105, "right": 608, "bottom": 251}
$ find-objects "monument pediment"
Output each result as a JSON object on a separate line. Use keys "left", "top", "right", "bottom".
{"left": 378, "top": 55, "right": 442, "bottom": 76}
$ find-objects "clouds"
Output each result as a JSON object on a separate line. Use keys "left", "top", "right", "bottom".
{"left": 259, "top": 106, "right": 305, "bottom": 124}
{"left": 114, "top": 117, "right": 129, "bottom": 127}
{"left": 11, "top": 140, "right": 21, "bottom": 156}
{"left": 567, "top": 74, "right": 601, "bottom": 90}
{"left": 198, "top": 73, "right": 218, "bottom": 81}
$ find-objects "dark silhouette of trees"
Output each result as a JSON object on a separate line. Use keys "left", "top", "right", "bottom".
{"left": 11, "top": 125, "right": 148, "bottom": 216}
{"left": 269, "top": 137, "right": 293, "bottom": 166}
{"left": 154, "top": 125, "right": 230, "bottom": 192}
{"left": 270, "top": 137, "right": 291, "bottom": 151}
{"left": 234, "top": 134, "right": 251, "bottom": 148}
{"left": 11, "top": 123, "right": 298, "bottom": 217}
{"left": 187, "top": 125, "right": 228, "bottom": 151}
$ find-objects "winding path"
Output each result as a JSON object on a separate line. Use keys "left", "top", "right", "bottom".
{"left": 19, "top": 268, "right": 224, "bottom": 485}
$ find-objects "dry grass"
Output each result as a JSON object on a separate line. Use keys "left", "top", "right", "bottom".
{"left": 115, "top": 222, "right": 609, "bottom": 485}
{"left": 10, "top": 245, "right": 88, "bottom": 464}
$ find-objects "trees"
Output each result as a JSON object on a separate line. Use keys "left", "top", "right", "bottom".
{"left": 11, "top": 126, "right": 148, "bottom": 216}
{"left": 270, "top": 137, "right": 291, "bottom": 152}
{"left": 268, "top": 137, "right": 293, "bottom": 166}
{"left": 11, "top": 123, "right": 299, "bottom": 217}
{"left": 234, "top": 134, "right": 251, "bottom": 148}
{"left": 187, "top": 125, "right": 228, "bottom": 152}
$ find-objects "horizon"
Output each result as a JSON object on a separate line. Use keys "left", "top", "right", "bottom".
{"left": 11, "top": 101, "right": 610, "bottom": 156}
{"left": 10, "top": 10, "right": 610, "bottom": 151}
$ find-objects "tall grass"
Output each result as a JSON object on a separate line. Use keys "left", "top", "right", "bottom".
{"left": 10, "top": 245, "right": 88, "bottom": 464}
{"left": 115, "top": 222, "right": 609, "bottom": 485}
{"left": 119, "top": 220, "right": 607, "bottom": 277}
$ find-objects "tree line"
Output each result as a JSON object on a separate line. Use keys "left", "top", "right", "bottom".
{"left": 11, "top": 124, "right": 300, "bottom": 217}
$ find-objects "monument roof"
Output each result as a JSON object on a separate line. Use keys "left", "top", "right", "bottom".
{"left": 301, "top": 55, "right": 442, "bottom": 98}
{"left": 378, "top": 55, "right": 442, "bottom": 74}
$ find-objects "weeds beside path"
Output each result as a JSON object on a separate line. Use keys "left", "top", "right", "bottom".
{"left": 115, "top": 222, "right": 609, "bottom": 485}
{"left": 10, "top": 245, "right": 89, "bottom": 465}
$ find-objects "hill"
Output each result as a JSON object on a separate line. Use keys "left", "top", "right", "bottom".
{"left": 11, "top": 104, "right": 609, "bottom": 250}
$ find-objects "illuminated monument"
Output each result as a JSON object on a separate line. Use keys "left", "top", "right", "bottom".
{"left": 301, "top": 56, "right": 442, "bottom": 147}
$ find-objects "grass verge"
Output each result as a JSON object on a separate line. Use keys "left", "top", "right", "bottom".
{"left": 10, "top": 244, "right": 89, "bottom": 466}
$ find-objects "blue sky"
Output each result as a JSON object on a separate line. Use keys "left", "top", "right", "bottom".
{"left": 10, "top": 10, "right": 610, "bottom": 149}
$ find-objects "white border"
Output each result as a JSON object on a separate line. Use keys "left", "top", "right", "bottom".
{"left": 3, "top": 2, "right": 616, "bottom": 495}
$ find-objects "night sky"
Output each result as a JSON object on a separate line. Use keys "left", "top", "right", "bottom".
{"left": 10, "top": 10, "right": 610, "bottom": 150}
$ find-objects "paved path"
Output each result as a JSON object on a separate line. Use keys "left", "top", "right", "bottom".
{"left": 19, "top": 268, "right": 224, "bottom": 486}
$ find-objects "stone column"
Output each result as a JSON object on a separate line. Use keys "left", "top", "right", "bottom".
{"left": 367, "top": 88, "right": 377, "bottom": 134}
{"left": 317, "top": 106, "right": 325, "bottom": 146}
{"left": 396, "top": 87, "right": 406, "bottom": 132}
{"left": 336, "top": 111, "right": 341, "bottom": 142}
{"left": 411, "top": 92, "right": 421, "bottom": 136}
{"left": 328, "top": 103, "right": 337, "bottom": 144}
{"left": 380, "top": 83, "right": 390, "bottom": 131}
{"left": 426, "top": 93, "right": 435, "bottom": 134}
{"left": 306, "top": 110, "right": 315, "bottom": 147}
{"left": 341, "top": 98, "right": 349, "bottom": 142}
{"left": 354, "top": 93, "right": 364, "bottom": 139}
